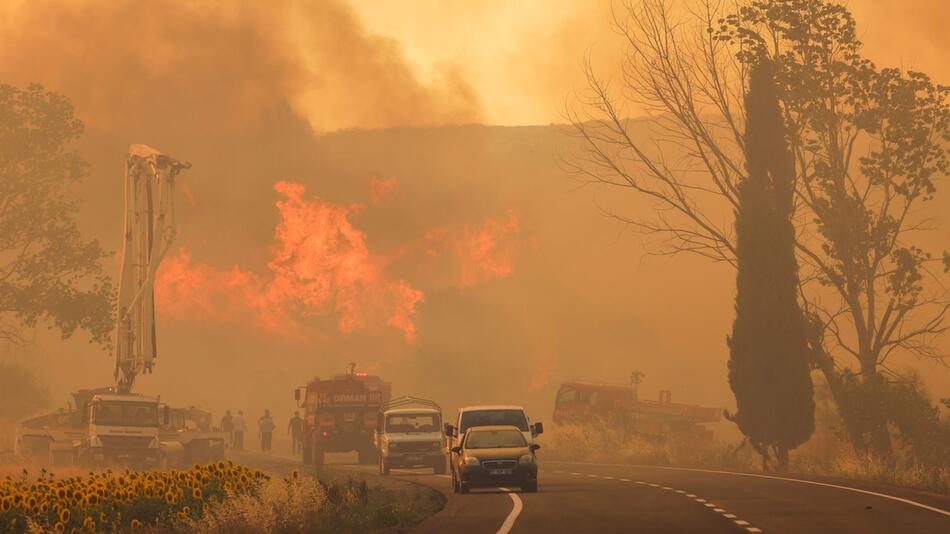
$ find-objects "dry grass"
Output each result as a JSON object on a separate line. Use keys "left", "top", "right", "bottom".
{"left": 539, "top": 423, "right": 950, "bottom": 494}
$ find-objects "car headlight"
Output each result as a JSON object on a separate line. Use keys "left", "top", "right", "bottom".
{"left": 519, "top": 454, "right": 534, "bottom": 465}
{"left": 464, "top": 456, "right": 480, "bottom": 466}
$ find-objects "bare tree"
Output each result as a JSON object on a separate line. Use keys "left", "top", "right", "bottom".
{"left": 565, "top": 0, "right": 950, "bottom": 455}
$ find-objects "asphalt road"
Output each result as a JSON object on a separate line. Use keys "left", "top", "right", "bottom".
{"left": 237, "top": 452, "right": 950, "bottom": 534}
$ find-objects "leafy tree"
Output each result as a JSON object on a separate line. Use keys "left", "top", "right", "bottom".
{"left": 727, "top": 60, "right": 814, "bottom": 471}
{"left": 0, "top": 83, "right": 113, "bottom": 347}
{"left": 568, "top": 0, "right": 949, "bottom": 458}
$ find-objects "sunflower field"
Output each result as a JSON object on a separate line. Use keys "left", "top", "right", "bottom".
{"left": 0, "top": 462, "right": 266, "bottom": 533}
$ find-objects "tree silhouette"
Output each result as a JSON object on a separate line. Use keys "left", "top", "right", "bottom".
{"left": 0, "top": 84, "right": 113, "bottom": 348}
{"left": 727, "top": 60, "right": 814, "bottom": 471}
{"left": 567, "top": 0, "right": 950, "bottom": 458}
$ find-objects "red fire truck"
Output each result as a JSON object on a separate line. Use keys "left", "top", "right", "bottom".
{"left": 294, "top": 364, "right": 392, "bottom": 467}
{"left": 553, "top": 379, "right": 720, "bottom": 441}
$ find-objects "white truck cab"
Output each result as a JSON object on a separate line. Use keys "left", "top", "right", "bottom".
{"left": 375, "top": 397, "right": 446, "bottom": 475}
{"left": 444, "top": 405, "right": 544, "bottom": 450}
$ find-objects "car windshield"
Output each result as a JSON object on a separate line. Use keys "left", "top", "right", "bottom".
{"left": 465, "top": 429, "right": 526, "bottom": 449}
{"left": 386, "top": 413, "right": 440, "bottom": 432}
{"left": 460, "top": 409, "right": 528, "bottom": 433}
{"left": 93, "top": 402, "right": 159, "bottom": 427}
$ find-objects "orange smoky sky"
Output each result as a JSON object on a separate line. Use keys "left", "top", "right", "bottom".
{"left": 0, "top": 1, "right": 945, "bottom": 130}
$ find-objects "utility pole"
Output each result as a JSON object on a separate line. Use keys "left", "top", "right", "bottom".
{"left": 630, "top": 370, "right": 644, "bottom": 401}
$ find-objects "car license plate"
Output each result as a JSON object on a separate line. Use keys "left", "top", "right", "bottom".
{"left": 489, "top": 469, "right": 513, "bottom": 475}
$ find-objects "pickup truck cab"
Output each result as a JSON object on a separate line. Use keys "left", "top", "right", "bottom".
{"left": 444, "top": 405, "right": 543, "bottom": 451}
{"left": 375, "top": 397, "right": 446, "bottom": 475}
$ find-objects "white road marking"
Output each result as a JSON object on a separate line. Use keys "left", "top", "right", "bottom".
{"left": 548, "top": 461, "right": 950, "bottom": 517}
{"left": 569, "top": 472, "right": 582, "bottom": 476}
{"left": 496, "top": 488, "right": 523, "bottom": 534}
{"left": 561, "top": 469, "right": 766, "bottom": 533}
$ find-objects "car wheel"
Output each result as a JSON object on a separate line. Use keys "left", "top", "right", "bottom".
{"left": 523, "top": 480, "right": 538, "bottom": 493}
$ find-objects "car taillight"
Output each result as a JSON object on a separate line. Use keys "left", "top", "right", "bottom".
{"left": 321, "top": 431, "right": 329, "bottom": 438}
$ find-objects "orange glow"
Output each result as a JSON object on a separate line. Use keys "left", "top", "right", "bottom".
{"left": 369, "top": 176, "right": 399, "bottom": 204}
{"left": 454, "top": 209, "right": 521, "bottom": 286}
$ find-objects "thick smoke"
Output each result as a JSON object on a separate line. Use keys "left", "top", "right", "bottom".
{"left": 0, "top": 0, "right": 481, "bottom": 133}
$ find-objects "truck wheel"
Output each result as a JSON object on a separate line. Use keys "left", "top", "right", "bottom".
{"left": 380, "top": 457, "right": 390, "bottom": 476}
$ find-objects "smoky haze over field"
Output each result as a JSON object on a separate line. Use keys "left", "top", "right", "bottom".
{"left": 1, "top": 0, "right": 948, "bottom": 436}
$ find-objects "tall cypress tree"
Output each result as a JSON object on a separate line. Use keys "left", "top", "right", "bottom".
{"left": 727, "top": 60, "right": 814, "bottom": 471}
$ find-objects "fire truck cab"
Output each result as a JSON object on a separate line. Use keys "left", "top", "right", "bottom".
{"left": 295, "top": 365, "right": 392, "bottom": 467}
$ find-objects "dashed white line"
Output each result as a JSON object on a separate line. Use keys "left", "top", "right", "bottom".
{"left": 563, "top": 470, "right": 764, "bottom": 532}
{"left": 569, "top": 472, "right": 582, "bottom": 476}
{"left": 495, "top": 487, "right": 523, "bottom": 534}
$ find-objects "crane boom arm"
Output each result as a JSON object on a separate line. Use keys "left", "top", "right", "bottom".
{"left": 114, "top": 145, "right": 190, "bottom": 394}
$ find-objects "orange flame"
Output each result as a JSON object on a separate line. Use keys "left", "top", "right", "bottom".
{"left": 156, "top": 182, "right": 423, "bottom": 341}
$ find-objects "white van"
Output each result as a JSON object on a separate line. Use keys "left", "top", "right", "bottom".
{"left": 443, "top": 405, "right": 543, "bottom": 450}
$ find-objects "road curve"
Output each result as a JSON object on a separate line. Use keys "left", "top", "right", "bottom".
{"left": 233, "top": 452, "right": 950, "bottom": 533}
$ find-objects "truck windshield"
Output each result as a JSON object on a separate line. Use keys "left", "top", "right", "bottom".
{"left": 386, "top": 413, "right": 440, "bottom": 432}
{"left": 460, "top": 410, "right": 528, "bottom": 434}
{"left": 465, "top": 429, "right": 526, "bottom": 449}
{"left": 93, "top": 402, "right": 159, "bottom": 427}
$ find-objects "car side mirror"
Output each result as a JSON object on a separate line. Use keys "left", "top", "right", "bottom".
{"left": 450, "top": 446, "right": 462, "bottom": 454}
{"left": 294, "top": 389, "right": 301, "bottom": 401}
{"left": 530, "top": 443, "right": 541, "bottom": 451}
{"left": 532, "top": 422, "right": 544, "bottom": 435}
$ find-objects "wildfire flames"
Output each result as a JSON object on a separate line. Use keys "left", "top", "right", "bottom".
{"left": 156, "top": 181, "right": 523, "bottom": 342}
